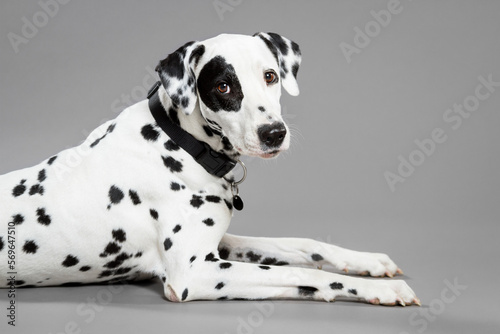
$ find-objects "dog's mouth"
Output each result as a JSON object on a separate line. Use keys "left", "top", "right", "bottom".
{"left": 259, "top": 150, "right": 281, "bottom": 159}
{"left": 234, "top": 145, "right": 283, "bottom": 159}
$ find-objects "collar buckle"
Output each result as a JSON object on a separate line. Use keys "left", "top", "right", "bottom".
{"left": 195, "top": 142, "right": 236, "bottom": 178}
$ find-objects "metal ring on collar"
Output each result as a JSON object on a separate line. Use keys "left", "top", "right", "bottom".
{"left": 232, "top": 159, "right": 247, "bottom": 186}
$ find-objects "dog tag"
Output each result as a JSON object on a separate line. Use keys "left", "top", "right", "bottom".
{"left": 233, "top": 195, "right": 244, "bottom": 211}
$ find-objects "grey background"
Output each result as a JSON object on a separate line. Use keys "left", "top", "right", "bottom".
{"left": 1, "top": 0, "right": 499, "bottom": 333}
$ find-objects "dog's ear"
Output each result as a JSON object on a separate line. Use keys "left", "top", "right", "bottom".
{"left": 254, "top": 32, "right": 302, "bottom": 96}
{"left": 155, "top": 41, "right": 206, "bottom": 115}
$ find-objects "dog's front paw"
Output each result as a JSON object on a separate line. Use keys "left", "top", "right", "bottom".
{"left": 328, "top": 250, "right": 402, "bottom": 278}
{"left": 362, "top": 279, "right": 420, "bottom": 306}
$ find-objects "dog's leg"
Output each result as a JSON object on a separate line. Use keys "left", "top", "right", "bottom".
{"left": 166, "top": 257, "right": 420, "bottom": 305}
{"left": 218, "top": 234, "right": 403, "bottom": 277}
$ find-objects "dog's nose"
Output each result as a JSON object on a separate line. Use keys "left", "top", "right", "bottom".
{"left": 258, "top": 122, "right": 287, "bottom": 148}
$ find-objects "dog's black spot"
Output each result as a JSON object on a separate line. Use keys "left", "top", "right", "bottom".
{"left": 170, "top": 182, "right": 181, "bottom": 191}
{"left": 164, "top": 140, "right": 180, "bottom": 152}
{"left": 224, "top": 199, "right": 233, "bottom": 211}
{"left": 206, "top": 118, "right": 222, "bottom": 129}
{"left": 197, "top": 56, "right": 244, "bottom": 112}
{"left": 36, "top": 208, "right": 51, "bottom": 226}
{"left": 298, "top": 286, "right": 318, "bottom": 297}
{"left": 190, "top": 255, "right": 196, "bottom": 263}
{"left": 268, "top": 33, "right": 289, "bottom": 57}
{"left": 205, "top": 195, "right": 221, "bottom": 203}
{"left": 173, "top": 225, "right": 182, "bottom": 233}
{"left": 168, "top": 107, "right": 180, "bottom": 126}
{"left": 261, "top": 257, "right": 277, "bottom": 265}
{"left": 190, "top": 195, "right": 204, "bottom": 208}
{"left": 89, "top": 137, "right": 102, "bottom": 148}
{"left": 0, "top": 237, "right": 3, "bottom": 252}
{"left": 291, "top": 41, "right": 301, "bottom": 55}
{"left": 189, "top": 44, "right": 205, "bottom": 67}
{"left": 311, "top": 253, "right": 324, "bottom": 261}
{"left": 217, "top": 296, "right": 228, "bottom": 300}
{"left": 12, "top": 180, "right": 27, "bottom": 197}
{"left": 215, "top": 282, "right": 225, "bottom": 290}
{"left": 259, "top": 265, "right": 271, "bottom": 270}
{"left": 205, "top": 253, "right": 219, "bottom": 262}
{"left": 161, "top": 276, "right": 167, "bottom": 283}
{"left": 162, "top": 156, "right": 183, "bottom": 173}
{"left": 91, "top": 123, "right": 116, "bottom": 148}
{"left": 62, "top": 255, "right": 79, "bottom": 267}
{"left": 236, "top": 253, "right": 243, "bottom": 259}
{"left": 202, "top": 125, "right": 214, "bottom": 137}
{"left": 108, "top": 185, "right": 124, "bottom": 206}
{"left": 14, "top": 280, "right": 26, "bottom": 286}
{"left": 348, "top": 289, "right": 358, "bottom": 295}
{"left": 115, "top": 267, "right": 132, "bottom": 276}
{"left": 104, "top": 253, "right": 130, "bottom": 269}
{"left": 182, "top": 288, "right": 189, "bottom": 301}
{"left": 103, "top": 242, "right": 121, "bottom": 256}
{"left": 98, "top": 270, "right": 113, "bottom": 278}
{"left": 330, "top": 282, "right": 344, "bottom": 290}
{"left": 292, "top": 62, "right": 300, "bottom": 79}
{"left": 150, "top": 209, "right": 159, "bottom": 220}
{"left": 12, "top": 214, "right": 24, "bottom": 225}
{"left": 112, "top": 229, "right": 126, "bottom": 243}
{"left": 275, "top": 261, "right": 289, "bottom": 266}
{"left": 107, "top": 123, "right": 116, "bottom": 133}
{"left": 187, "top": 75, "right": 195, "bottom": 88}
{"left": 164, "top": 238, "right": 173, "bottom": 251}
{"left": 202, "top": 218, "right": 215, "bottom": 226}
{"left": 128, "top": 190, "right": 141, "bottom": 205}
{"left": 219, "top": 262, "right": 232, "bottom": 269}
{"left": 206, "top": 125, "right": 222, "bottom": 137}
{"left": 180, "top": 97, "right": 189, "bottom": 108}
{"left": 134, "top": 252, "right": 143, "bottom": 258}
{"left": 141, "top": 124, "right": 160, "bottom": 142}
{"left": 29, "top": 184, "right": 44, "bottom": 196}
{"left": 80, "top": 266, "right": 91, "bottom": 272}
{"left": 280, "top": 68, "right": 286, "bottom": 79}
{"left": 246, "top": 251, "right": 261, "bottom": 263}
{"left": 38, "top": 169, "right": 47, "bottom": 182}
{"left": 47, "top": 156, "right": 58, "bottom": 165}
{"left": 90, "top": 133, "right": 107, "bottom": 148}
{"left": 218, "top": 247, "right": 230, "bottom": 260}
{"left": 221, "top": 136, "right": 234, "bottom": 151}
{"left": 258, "top": 106, "right": 266, "bottom": 112}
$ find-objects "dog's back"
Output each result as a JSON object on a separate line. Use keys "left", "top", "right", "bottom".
{"left": 0, "top": 101, "right": 177, "bottom": 287}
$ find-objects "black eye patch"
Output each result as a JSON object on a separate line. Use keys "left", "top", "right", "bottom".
{"left": 197, "top": 56, "right": 244, "bottom": 112}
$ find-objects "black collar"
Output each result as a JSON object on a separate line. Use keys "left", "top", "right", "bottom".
{"left": 147, "top": 81, "right": 236, "bottom": 178}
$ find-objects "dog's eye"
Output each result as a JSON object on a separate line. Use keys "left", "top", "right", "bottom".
{"left": 216, "top": 82, "right": 231, "bottom": 94}
{"left": 264, "top": 71, "right": 278, "bottom": 85}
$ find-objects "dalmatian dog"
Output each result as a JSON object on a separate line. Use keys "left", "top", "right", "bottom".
{"left": 0, "top": 32, "right": 420, "bottom": 306}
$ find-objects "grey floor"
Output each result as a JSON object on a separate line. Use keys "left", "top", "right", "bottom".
{"left": 1, "top": 1, "right": 500, "bottom": 333}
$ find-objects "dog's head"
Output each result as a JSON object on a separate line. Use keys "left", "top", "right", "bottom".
{"left": 155, "top": 33, "right": 301, "bottom": 159}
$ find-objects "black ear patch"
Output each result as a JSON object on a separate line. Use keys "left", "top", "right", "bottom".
{"left": 189, "top": 45, "right": 205, "bottom": 68}
{"left": 156, "top": 41, "right": 195, "bottom": 82}
{"left": 156, "top": 41, "right": 203, "bottom": 115}
{"left": 197, "top": 56, "right": 244, "bottom": 112}
{"left": 267, "top": 32, "right": 289, "bottom": 57}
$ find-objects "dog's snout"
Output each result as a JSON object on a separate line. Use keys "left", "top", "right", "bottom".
{"left": 258, "top": 122, "right": 287, "bottom": 148}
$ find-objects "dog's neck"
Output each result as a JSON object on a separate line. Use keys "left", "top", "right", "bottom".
{"left": 157, "top": 87, "right": 240, "bottom": 161}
